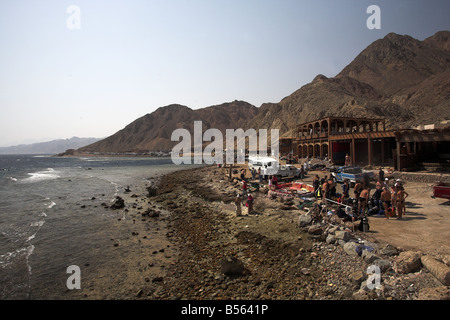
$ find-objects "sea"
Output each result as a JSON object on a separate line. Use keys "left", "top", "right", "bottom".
{"left": 0, "top": 154, "right": 191, "bottom": 299}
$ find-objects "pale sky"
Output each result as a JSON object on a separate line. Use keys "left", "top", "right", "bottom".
{"left": 0, "top": 0, "right": 449, "bottom": 147}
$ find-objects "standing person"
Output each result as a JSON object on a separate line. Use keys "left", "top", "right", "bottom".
{"left": 376, "top": 179, "right": 382, "bottom": 191}
{"left": 354, "top": 181, "right": 363, "bottom": 199}
{"left": 268, "top": 175, "right": 273, "bottom": 190}
{"left": 396, "top": 186, "right": 409, "bottom": 219}
{"left": 240, "top": 168, "right": 246, "bottom": 181}
{"left": 383, "top": 178, "right": 389, "bottom": 190}
{"left": 391, "top": 183, "right": 398, "bottom": 214}
{"left": 242, "top": 180, "right": 248, "bottom": 196}
{"left": 272, "top": 175, "right": 278, "bottom": 189}
{"left": 313, "top": 175, "right": 320, "bottom": 196}
{"left": 372, "top": 186, "right": 382, "bottom": 210}
{"left": 374, "top": 179, "right": 383, "bottom": 208}
{"left": 342, "top": 179, "right": 350, "bottom": 199}
{"left": 379, "top": 168, "right": 385, "bottom": 182}
{"left": 234, "top": 194, "right": 242, "bottom": 217}
{"left": 299, "top": 165, "right": 305, "bottom": 180}
{"left": 247, "top": 193, "right": 254, "bottom": 214}
{"left": 345, "top": 153, "right": 351, "bottom": 166}
{"left": 381, "top": 187, "right": 392, "bottom": 219}
{"left": 322, "top": 179, "right": 329, "bottom": 203}
{"left": 358, "top": 186, "right": 370, "bottom": 216}
{"left": 328, "top": 178, "right": 336, "bottom": 199}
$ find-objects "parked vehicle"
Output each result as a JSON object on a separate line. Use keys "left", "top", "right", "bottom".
{"left": 310, "top": 163, "right": 326, "bottom": 170}
{"left": 248, "top": 156, "right": 279, "bottom": 177}
{"left": 276, "top": 164, "right": 302, "bottom": 178}
{"left": 432, "top": 182, "right": 450, "bottom": 200}
{"left": 329, "top": 166, "right": 374, "bottom": 186}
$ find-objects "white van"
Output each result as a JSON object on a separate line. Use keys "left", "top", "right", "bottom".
{"left": 248, "top": 156, "right": 279, "bottom": 177}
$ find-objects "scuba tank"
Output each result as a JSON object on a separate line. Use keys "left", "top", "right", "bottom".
{"left": 315, "top": 186, "right": 322, "bottom": 198}
{"left": 362, "top": 216, "right": 370, "bottom": 232}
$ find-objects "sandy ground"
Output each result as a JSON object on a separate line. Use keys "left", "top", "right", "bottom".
{"left": 237, "top": 163, "right": 450, "bottom": 256}
{"left": 294, "top": 169, "right": 450, "bottom": 256}
{"left": 367, "top": 181, "right": 450, "bottom": 256}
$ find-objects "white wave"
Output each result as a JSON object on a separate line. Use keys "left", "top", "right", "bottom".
{"left": 110, "top": 181, "right": 120, "bottom": 196}
{"left": 30, "top": 221, "right": 45, "bottom": 228}
{"left": 26, "top": 220, "right": 45, "bottom": 242}
{"left": 0, "top": 244, "right": 35, "bottom": 275}
{"left": 26, "top": 233, "right": 36, "bottom": 242}
{"left": 47, "top": 201, "right": 56, "bottom": 209}
{"left": 22, "top": 168, "right": 60, "bottom": 183}
{"left": 7, "top": 177, "right": 18, "bottom": 182}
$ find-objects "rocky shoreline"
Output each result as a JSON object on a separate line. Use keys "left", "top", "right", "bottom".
{"left": 109, "top": 164, "right": 447, "bottom": 301}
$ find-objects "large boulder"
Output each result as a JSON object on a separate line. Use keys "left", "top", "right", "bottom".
{"left": 326, "top": 234, "right": 336, "bottom": 244}
{"left": 308, "top": 225, "right": 323, "bottom": 235}
{"left": 362, "top": 251, "right": 382, "bottom": 264}
{"left": 298, "top": 214, "right": 313, "bottom": 227}
{"left": 110, "top": 196, "right": 125, "bottom": 209}
{"left": 335, "top": 230, "right": 352, "bottom": 242}
{"left": 421, "top": 255, "right": 450, "bottom": 286}
{"left": 372, "top": 259, "right": 392, "bottom": 273}
{"left": 379, "top": 244, "right": 399, "bottom": 256}
{"left": 344, "top": 242, "right": 359, "bottom": 256}
{"left": 393, "top": 251, "right": 422, "bottom": 274}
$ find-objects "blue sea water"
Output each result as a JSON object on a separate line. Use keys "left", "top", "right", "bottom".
{"left": 0, "top": 155, "right": 186, "bottom": 299}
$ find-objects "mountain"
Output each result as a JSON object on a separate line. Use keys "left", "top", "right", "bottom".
{"left": 78, "top": 101, "right": 259, "bottom": 153}
{"left": 247, "top": 31, "right": 450, "bottom": 137}
{"left": 77, "top": 30, "right": 450, "bottom": 153}
{"left": 0, "top": 137, "right": 102, "bottom": 155}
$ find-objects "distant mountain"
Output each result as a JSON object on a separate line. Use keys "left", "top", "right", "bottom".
{"left": 78, "top": 100, "right": 259, "bottom": 153}
{"left": 0, "top": 137, "right": 102, "bottom": 155}
{"left": 77, "top": 30, "right": 450, "bottom": 153}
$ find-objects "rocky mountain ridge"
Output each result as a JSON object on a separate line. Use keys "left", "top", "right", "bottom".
{"left": 78, "top": 31, "right": 450, "bottom": 153}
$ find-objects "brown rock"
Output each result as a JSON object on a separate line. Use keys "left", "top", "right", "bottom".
{"left": 421, "top": 255, "right": 450, "bottom": 286}
{"left": 393, "top": 251, "right": 422, "bottom": 274}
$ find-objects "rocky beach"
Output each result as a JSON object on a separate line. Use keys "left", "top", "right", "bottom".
{"left": 72, "top": 164, "right": 449, "bottom": 301}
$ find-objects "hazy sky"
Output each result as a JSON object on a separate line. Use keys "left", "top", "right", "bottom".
{"left": 0, "top": 0, "right": 449, "bottom": 147}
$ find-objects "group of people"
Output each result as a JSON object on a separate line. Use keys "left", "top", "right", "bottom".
{"left": 236, "top": 163, "right": 409, "bottom": 221}
{"left": 283, "top": 153, "right": 299, "bottom": 164}
{"left": 312, "top": 168, "right": 409, "bottom": 220}
{"left": 352, "top": 176, "right": 409, "bottom": 219}
{"left": 378, "top": 179, "right": 409, "bottom": 219}
{"left": 313, "top": 174, "right": 338, "bottom": 202}
{"left": 246, "top": 167, "right": 265, "bottom": 184}
{"left": 350, "top": 176, "right": 409, "bottom": 219}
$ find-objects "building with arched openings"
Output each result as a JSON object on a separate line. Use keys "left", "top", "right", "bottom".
{"left": 288, "top": 116, "right": 450, "bottom": 171}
